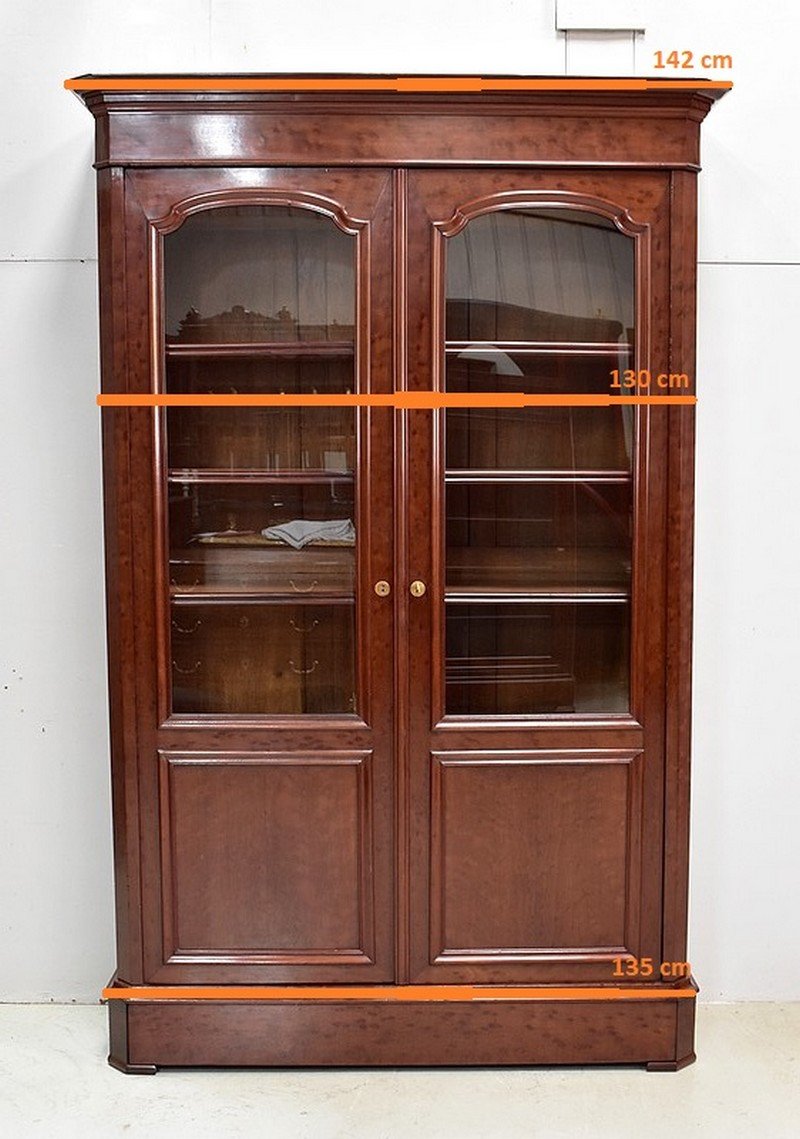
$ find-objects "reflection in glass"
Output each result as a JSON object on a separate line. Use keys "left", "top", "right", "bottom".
{"left": 444, "top": 207, "right": 635, "bottom": 715}
{"left": 167, "top": 357, "right": 354, "bottom": 471}
{"left": 168, "top": 404, "right": 355, "bottom": 474}
{"left": 446, "top": 602, "right": 629, "bottom": 715}
{"left": 446, "top": 482, "right": 631, "bottom": 595}
{"left": 171, "top": 602, "right": 355, "bottom": 715}
{"left": 446, "top": 406, "right": 632, "bottom": 474}
{"left": 168, "top": 479, "right": 355, "bottom": 595}
{"left": 446, "top": 207, "right": 633, "bottom": 344}
{"left": 164, "top": 206, "right": 354, "bottom": 343}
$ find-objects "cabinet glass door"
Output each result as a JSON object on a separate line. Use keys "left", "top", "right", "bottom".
{"left": 405, "top": 170, "right": 668, "bottom": 986}
{"left": 444, "top": 207, "right": 634, "bottom": 715}
{"left": 163, "top": 205, "right": 358, "bottom": 715}
{"left": 132, "top": 170, "right": 394, "bottom": 985}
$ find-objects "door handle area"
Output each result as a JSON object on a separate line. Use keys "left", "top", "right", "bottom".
{"left": 409, "top": 580, "right": 427, "bottom": 598}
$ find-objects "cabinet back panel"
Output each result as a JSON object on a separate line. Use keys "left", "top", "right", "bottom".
{"left": 170, "top": 603, "right": 356, "bottom": 715}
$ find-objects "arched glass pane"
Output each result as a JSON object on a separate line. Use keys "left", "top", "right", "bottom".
{"left": 165, "top": 205, "right": 355, "bottom": 342}
{"left": 446, "top": 207, "right": 633, "bottom": 343}
{"left": 163, "top": 206, "right": 357, "bottom": 715}
{"left": 444, "top": 207, "right": 634, "bottom": 716}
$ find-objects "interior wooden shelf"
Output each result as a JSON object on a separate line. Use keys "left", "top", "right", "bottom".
{"left": 445, "top": 469, "right": 630, "bottom": 483}
{"left": 445, "top": 340, "right": 632, "bottom": 356}
{"left": 171, "top": 591, "right": 355, "bottom": 604}
{"left": 446, "top": 590, "right": 629, "bottom": 603}
{"left": 169, "top": 542, "right": 355, "bottom": 599}
{"left": 168, "top": 468, "right": 354, "bottom": 483}
{"left": 446, "top": 545, "right": 630, "bottom": 595}
{"left": 165, "top": 341, "right": 355, "bottom": 359}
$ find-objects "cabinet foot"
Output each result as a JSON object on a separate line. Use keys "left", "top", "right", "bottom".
{"left": 108, "top": 1055, "right": 158, "bottom": 1075}
{"left": 646, "top": 1051, "right": 696, "bottom": 1072}
{"left": 107, "top": 989, "right": 158, "bottom": 1073}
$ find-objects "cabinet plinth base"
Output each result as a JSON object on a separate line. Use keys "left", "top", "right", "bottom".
{"left": 106, "top": 983, "right": 697, "bottom": 1071}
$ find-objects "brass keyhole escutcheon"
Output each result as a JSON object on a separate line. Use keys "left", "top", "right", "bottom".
{"left": 410, "top": 580, "right": 426, "bottom": 598}
{"left": 374, "top": 580, "right": 391, "bottom": 597}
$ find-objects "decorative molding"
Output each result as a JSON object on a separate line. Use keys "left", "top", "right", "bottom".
{"left": 157, "top": 750, "right": 376, "bottom": 969}
{"left": 429, "top": 750, "right": 643, "bottom": 966}
{"left": 150, "top": 187, "right": 368, "bottom": 236}
{"left": 436, "top": 188, "right": 649, "bottom": 239}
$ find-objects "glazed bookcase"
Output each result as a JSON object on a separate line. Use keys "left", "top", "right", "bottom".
{"left": 68, "top": 74, "right": 728, "bottom": 1071}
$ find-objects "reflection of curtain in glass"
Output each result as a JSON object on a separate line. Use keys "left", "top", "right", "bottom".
{"left": 491, "top": 213, "right": 504, "bottom": 314}
{"left": 448, "top": 211, "right": 634, "bottom": 331}
{"left": 550, "top": 216, "right": 568, "bottom": 317}
{"left": 164, "top": 206, "right": 355, "bottom": 335}
{"left": 577, "top": 224, "right": 593, "bottom": 319}
{"left": 604, "top": 228, "right": 625, "bottom": 324}
{"left": 522, "top": 213, "right": 537, "bottom": 314}
{"left": 455, "top": 347, "right": 523, "bottom": 376}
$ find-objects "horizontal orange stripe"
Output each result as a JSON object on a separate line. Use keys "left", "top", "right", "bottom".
{"left": 103, "top": 983, "right": 695, "bottom": 1002}
{"left": 97, "top": 393, "right": 696, "bottom": 409}
{"left": 64, "top": 76, "right": 733, "bottom": 94}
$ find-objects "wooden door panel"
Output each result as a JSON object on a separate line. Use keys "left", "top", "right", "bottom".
{"left": 404, "top": 168, "right": 670, "bottom": 984}
{"left": 429, "top": 751, "right": 642, "bottom": 970}
{"left": 154, "top": 751, "right": 374, "bottom": 977}
{"left": 117, "top": 167, "right": 395, "bottom": 984}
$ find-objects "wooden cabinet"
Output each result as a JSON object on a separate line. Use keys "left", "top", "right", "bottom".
{"left": 69, "top": 74, "right": 728, "bottom": 1071}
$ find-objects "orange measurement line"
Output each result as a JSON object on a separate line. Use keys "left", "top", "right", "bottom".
{"left": 103, "top": 983, "right": 696, "bottom": 1002}
{"left": 64, "top": 77, "right": 733, "bottom": 94}
{"left": 97, "top": 393, "right": 696, "bottom": 409}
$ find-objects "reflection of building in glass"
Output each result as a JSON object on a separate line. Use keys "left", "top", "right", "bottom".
{"left": 169, "top": 304, "right": 355, "bottom": 344}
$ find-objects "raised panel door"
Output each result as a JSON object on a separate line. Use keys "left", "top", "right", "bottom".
{"left": 115, "top": 168, "right": 396, "bottom": 983}
{"left": 404, "top": 169, "right": 671, "bottom": 984}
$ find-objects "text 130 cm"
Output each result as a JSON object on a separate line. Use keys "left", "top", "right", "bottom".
{"left": 610, "top": 369, "right": 690, "bottom": 391}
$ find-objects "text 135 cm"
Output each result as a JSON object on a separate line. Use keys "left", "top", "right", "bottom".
{"left": 613, "top": 957, "right": 691, "bottom": 979}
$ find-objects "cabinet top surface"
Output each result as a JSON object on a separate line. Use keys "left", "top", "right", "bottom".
{"left": 66, "top": 73, "right": 731, "bottom": 103}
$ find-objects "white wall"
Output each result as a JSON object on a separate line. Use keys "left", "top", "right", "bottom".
{"left": 1, "top": 0, "right": 797, "bottom": 1002}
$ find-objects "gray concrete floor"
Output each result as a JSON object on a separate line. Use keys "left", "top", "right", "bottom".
{"left": 0, "top": 1003, "right": 798, "bottom": 1137}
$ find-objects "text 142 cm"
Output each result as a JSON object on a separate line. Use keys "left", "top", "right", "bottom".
{"left": 654, "top": 50, "right": 732, "bottom": 70}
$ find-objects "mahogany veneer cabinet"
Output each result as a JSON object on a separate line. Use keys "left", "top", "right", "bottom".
{"left": 69, "top": 75, "right": 728, "bottom": 1072}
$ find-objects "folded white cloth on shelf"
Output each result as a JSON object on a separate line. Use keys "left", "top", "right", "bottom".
{"left": 261, "top": 519, "right": 356, "bottom": 549}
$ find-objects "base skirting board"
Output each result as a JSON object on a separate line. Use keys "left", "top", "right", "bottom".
{"left": 106, "top": 981, "right": 697, "bottom": 1072}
